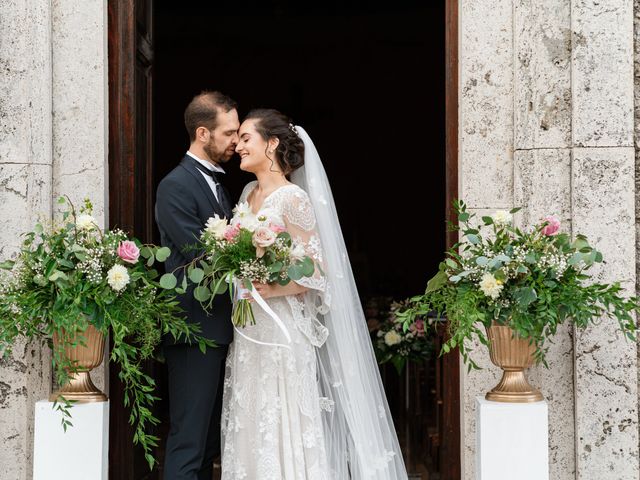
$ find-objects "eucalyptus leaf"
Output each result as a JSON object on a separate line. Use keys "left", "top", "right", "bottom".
{"left": 159, "top": 273, "right": 177, "bottom": 289}
{"left": 475, "top": 256, "right": 489, "bottom": 266}
{"left": 155, "top": 247, "right": 171, "bottom": 262}
{"left": 300, "top": 257, "right": 315, "bottom": 277}
{"left": 189, "top": 268, "right": 204, "bottom": 283}
{"left": 514, "top": 286, "right": 537, "bottom": 307}
{"left": 288, "top": 264, "right": 303, "bottom": 281}
{"left": 466, "top": 234, "right": 480, "bottom": 244}
{"left": 194, "top": 286, "right": 211, "bottom": 302}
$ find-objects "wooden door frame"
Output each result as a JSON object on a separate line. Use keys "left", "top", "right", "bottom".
{"left": 107, "top": 1, "right": 461, "bottom": 477}
{"left": 442, "top": 0, "right": 460, "bottom": 479}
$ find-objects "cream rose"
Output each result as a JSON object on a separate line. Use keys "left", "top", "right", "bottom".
{"left": 384, "top": 330, "right": 402, "bottom": 346}
{"left": 252, "top": 226, "right": 277, "bottom": 258}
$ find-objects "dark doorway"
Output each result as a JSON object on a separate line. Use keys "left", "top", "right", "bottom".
{"left": 109, "top": 1, "right": 459, "bottom": 478}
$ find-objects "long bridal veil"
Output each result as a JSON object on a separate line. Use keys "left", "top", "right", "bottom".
{"left": 291, "top": 126, "right": 408, "bottom": 479}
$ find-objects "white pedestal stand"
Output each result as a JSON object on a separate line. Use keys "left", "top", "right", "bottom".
{"left": 33, "top": 400, "right": 109, "bottom": 480}
{"left": 476, "top": 396, "right": 548, "bottom": 480}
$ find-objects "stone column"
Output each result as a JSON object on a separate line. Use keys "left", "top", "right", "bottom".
{"left": 51, "top": 0, "right": 109, "bottom": 394}
{"left": 513, "top": 1, "right": 575, "bottom": 478}
{"left": 0, "top": 1, "right": 53, "bottom": 479}
{"left": 571, "top": 1, "right": 639, "bottom": 479}
{"left": 459, "top": 0, "right": 514, "bottom": 477}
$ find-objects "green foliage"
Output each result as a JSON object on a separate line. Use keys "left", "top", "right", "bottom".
{"left": 399, "top": 200, "right": 639, "bottom": 370}
{"left": 0, "top": 197, "right": 215, "bottom": 470}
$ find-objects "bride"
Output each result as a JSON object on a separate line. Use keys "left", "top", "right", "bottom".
{"left": 221, "top": 109, "right": 408, "bottom": 479}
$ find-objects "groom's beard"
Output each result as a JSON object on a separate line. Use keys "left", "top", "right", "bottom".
{"left": 204, "top": 138, "right": 234, "bottom": 164}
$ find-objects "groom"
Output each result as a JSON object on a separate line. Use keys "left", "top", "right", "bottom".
{"left": 155, "top": 91, "right": 239, "bottom": 480}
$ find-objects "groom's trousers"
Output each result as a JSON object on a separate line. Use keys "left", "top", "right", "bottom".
{"left": 163, "top": 343, "right": 229, "bottom": 480}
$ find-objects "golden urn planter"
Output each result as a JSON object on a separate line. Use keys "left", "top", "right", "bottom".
{"left": 49, "top": 324, "right": 108, "bottom": 403}
{"left": 485, "top": 324, "right": 543, "bottom": 403}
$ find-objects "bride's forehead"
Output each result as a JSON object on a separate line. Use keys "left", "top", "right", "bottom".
{"left": 239, "top": 120, "right": 258, "bottom": 134}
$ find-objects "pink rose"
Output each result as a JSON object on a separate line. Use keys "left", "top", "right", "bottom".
{"left": 269, "top": 223, "right": 286, "bottom": 234}
{"left": 410, "top": 319, "right": 425, "bottom": 337}
{"left": 252, "top": 226, "right": 277, "bottom": 258}
{"left": 223, "top": 225, "right": 240, "bottom": 242}
{"left": 117, "top": 240, "right": 140, "bottom": 264}
{"left": 541, "top": 215, "right": 561, "bottom": 236}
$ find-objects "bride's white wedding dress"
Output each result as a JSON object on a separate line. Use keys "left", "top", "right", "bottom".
{"left": 221, "top": 181, "right": 332, "bottom": 479}
{"left": 221, "top": 126, "right": 407, "bottom": 480}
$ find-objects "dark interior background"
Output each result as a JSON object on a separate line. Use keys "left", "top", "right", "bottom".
{"left": 153, "top": 0, "right": 446, "bottom": 302}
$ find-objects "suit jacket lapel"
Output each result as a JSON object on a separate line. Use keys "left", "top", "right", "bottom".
{"left": 179, "top": 155, "right": 225, "bottom": 216}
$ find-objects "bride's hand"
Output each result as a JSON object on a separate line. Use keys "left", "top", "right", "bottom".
{"left": 250, "top": 281, "right": 308, "bottom": 300}
{"left": 252, "top": 282, "right": 276, "bottom": 299}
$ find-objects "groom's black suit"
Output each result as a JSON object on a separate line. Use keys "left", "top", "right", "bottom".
{"left": 155, "top": 154, "right": 234, "bottom": 480}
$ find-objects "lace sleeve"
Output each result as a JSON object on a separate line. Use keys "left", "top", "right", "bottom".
{"left": 282, "top": 187, "right": 328, "bottom": 302}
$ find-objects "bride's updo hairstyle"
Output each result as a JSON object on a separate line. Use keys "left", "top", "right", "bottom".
{"left": 244, "top": 109, "right": 305, "bottom": 175}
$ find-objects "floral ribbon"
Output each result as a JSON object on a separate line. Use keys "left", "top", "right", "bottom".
{"left": 232, "top": 279, "right": 292, "bottom": 349}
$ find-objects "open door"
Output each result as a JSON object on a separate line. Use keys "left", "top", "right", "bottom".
{"left": 108, "top": 1, "right": 460, "bottom": 478}
{"left": 108, "top": 1, "right": 161, "bottom": 478}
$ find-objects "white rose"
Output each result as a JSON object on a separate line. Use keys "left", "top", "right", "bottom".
{"left": 107, "top": 264, "right": 130, "bottom": 292}
{"left": 290, "top": 242, "right": 307, "bottom": 262}
{"left": 492, "top": 210, "right": 512, "bottom": 226}
{"left": 76, "top": 214, "right": 97, "bottom": 231}
{"left": 479, "top": 272, "right": 504, "bottom": 299}
{"left": 205, "top": 214, "right": 228, "bottom": 240}
{"left": 384, "top": 330, "right": 402, "bottom": 346}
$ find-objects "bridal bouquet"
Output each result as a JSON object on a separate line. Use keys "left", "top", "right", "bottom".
{"left": 164, "top": 201, "right": 317, "bottom": 327}
{"left": 0, "top": 197, "right": 213, "bottom": 469}
{"left": 397, "top": 200, "right": 639, "bottom": 369}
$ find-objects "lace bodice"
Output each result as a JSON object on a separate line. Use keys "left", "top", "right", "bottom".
{"left": 240, "top": 181, "right": 329, "bottom": 311}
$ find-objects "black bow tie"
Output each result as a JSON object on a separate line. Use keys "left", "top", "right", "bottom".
{"left": 194, "top": 163, "right": 224, "bottom": 182}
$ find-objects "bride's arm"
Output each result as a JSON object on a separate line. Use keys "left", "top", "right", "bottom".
{"left": 251, "top": 281, "right": 308, "bottom": 299}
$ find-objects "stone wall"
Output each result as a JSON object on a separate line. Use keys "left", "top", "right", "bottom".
{"left": 0, "top": 1, "right": 108, "bottom": 479}
{"left": 460, "top": 1, "right": 638, "bottom": 479}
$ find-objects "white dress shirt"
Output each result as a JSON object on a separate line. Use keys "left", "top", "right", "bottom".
{"left": 186, "top": 151, "right": 226, "bottom": 202}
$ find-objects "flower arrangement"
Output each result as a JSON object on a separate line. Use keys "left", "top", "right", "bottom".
{"left": 0, "top": 197, "right": 213, "bottom": 469}
{"left": 372, "top": 299, "right": 434, "bottom": 374}
{"left": 161, "top": 201, "right": 317, "bottom": 327}
{"left": 397, "top": 200, "right": 639, "bottom": 370}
